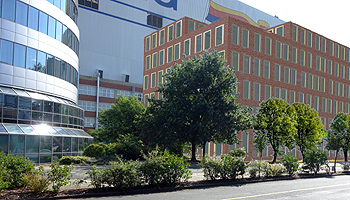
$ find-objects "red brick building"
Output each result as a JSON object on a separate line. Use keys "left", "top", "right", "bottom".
{"left": 143, "top": 16, "right": 350, "bottom": 161}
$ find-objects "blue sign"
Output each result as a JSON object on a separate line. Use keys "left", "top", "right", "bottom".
{"left": 155, "top": 0, "right": 177, "bottom": 11}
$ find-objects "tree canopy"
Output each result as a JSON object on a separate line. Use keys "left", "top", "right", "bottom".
{"left": 142, "top": 51, "right": 252, "bottom": 161}
{"left": 329, "top": 112, "right": 350, "bottom": 162}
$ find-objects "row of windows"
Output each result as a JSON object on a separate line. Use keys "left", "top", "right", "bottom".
{"left": 1, "top": 0, "right": 79, "bottom": 55}
{"left": 78, "top": 0, "right": 98, "bottom": 10}
{"left": 0, "top": 39, "right": 79, "bottom": 87}
{"left": 293, "top": 25, "right": 350, "bottom": 62}
{"left": 46, "top": 0, "right": 78, "bottom": 23}
{"left": 78, "top": 85, "right": 143, "bottom": 101}
{"left": 146, "top": 20, "right": 182, "bottom": 51}
{"left": 78, "top": 101, "right": 112, "bottom": 112}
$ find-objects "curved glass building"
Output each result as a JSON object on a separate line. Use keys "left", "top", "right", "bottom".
{"left": 0, "top": 0, "right": 93, "bottom": 163}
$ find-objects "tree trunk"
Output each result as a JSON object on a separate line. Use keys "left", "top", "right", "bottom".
{"left": 191, "top": 142, "right": 197, "bottom": 162}
{"left": 344, "top": 150, "right": 348, "bottom": 162}
{"left": 272, "top": 152, "right": 277, "bottom": 164}
{"left": 202, "top": 142, "right": 206, "bottom": 158}
{"left": 334, "top": 151, "right": 338, "bottom": 173}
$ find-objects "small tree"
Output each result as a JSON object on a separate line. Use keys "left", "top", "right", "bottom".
{"left": 253, "top": 131, "right": 267, "bottom": 161}
{"left": 326, "top": 131, "right": 343, "bottom": 173}
{"left": 303, "top": 148, "right": 327, "bottom": 175}
{"left": 330, "top": 113, "right": 350, "bottom": 162}
{"left": 281, "top": 154, "right": 299, "bottom": 176}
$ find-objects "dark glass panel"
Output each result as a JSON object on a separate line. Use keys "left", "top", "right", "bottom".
{"left": 39, "top": 154, "right": 51, "bottom": 163}
{"left": 72, "top": 137, "right": 78, "bottom": 152}
{"left": 28, "top": 6, "right": 39, "bottom": 30}
{"left": 32, "top": 99, "right": 43, "bottom": 111}
{"left": 3, "top": 108, "right": 17, "bottom": 119}
{"left": 43, "top": 113, "right": 52, "bottom": 122}
{"left": 25, "top": 154, "right": 39, "bottom": 163}
{"left": 0, "top": 135, "right": 8, "bottom": 153}
{"left": 54, "top": 57, "right": 61, "bottom": 77}
{"left": 40, "top": 136, "right": 52, "bottom": 153}
{"left": 62, "top": 25, "right": 68, "bottom": 45}
{"left": 54, "top": 103, "right": 61, "bottom": 114}
{"left": 52, "top": 154, "right": 62, "bottom": 162}
{"left": 61, "top": 61, "right": 67, "bottom": 80}
{"left": 4, "top": 95, "right": 18, "bottom": 108}
{"left": 63, "top": 137, "right": 71, "bottom": 152}
{"left": 32, "top": 111, "right": 42, "bottom": 121}
{"left": 78, "top": 138, "right": 84, "bottom": 151}
{"left": 37, "top": 51, "right": 47, "bottom": 73}
{"left": 13, "top": 43, "right": 26, "bottom": 68}
{"left": 44, "top": 101, "right": 53, "bottom": 112}
{"left": 53, "top": 137, "right": 62, "bottom": 152}
{"left": 19, "top": 97, "right": 31, "bottom": 110}
{"left": 0, "top": 39, "right": 14, "bottom": 65}
{"left": 9, "top": 135, "right": 25, "bottom": 154}
{"left": 39, "top": 12, "right": 48, "bottom": 34}
{"left": 26, "top": 47, "right": 37, "bottom": 70}
{"left": 15, "top": 1, "right": 28, "bottom": 26}
{"left": 62, "top": 105, "right": 68, "bottom": 115}
{"left": 62, "top": 115, "right": 68, "bottom": 124}
{"left": 47, "top": 54, "right": 54, "bottom": 76}
{"left": 53, "top": 114, "right": 61, "bottom": 123}
{"left": 18, "top": 110, "right": 31, "bottom": 120}
{"left": 26, "top": 135, "right": 39, "bottom": 153}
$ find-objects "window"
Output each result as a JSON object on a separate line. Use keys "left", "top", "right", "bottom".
{"left": 99, "top": 87, "right": 115, "bottom": 98}
{"left": 347, "top": 103, "right": 350, "bottom": 114}
{"left": 315, "top": 35, "right": 320, "bottom": 50}
{"left": 152, "top": 33, "right": 157, "bottom": 49}
{"left": 159, "top": 50, "right": 164, "bottom": 66}
{"left": 253, "top": 58, "right": 261, "bottom": 76}
{"left": 276, "top": 41, "right": 282, "bottom": 59}
{"left": 307, "top": 31, "right": 312, "bottom": 47}
{"left": 308, "top": 74, "right": 313, "bottom": 89}
{"left": 299, "top": 92, "right": 304, "bottom": 103}
{"left": 348, "top": 49, "right": 350, "bottom": 62}
{"left": 26, "top": 47, "right": 37, "bottom": 70}
{"left": 167, "top": 46, "right": 173, "bottom": 62}
{"left": 159, "top": 29, "right": 165, "bottom": 46}
{"left": 168, "top": 25, "right": 174, "bottom": 42}
{"left": 347, "top": 67, "right": 350, "bottom": 80}
{"left": 232, "top": 24, "right": 239, "bottom": 45}
{"left": 335, "top": 62, "right": 339, "bottom": 77}
{"left": 301, "top": 72, "right": 306, "bottom": 87}
{"left": 335, "top": 43, "right": 339, "bottom": 58}
{"left": 306, "top": 94, "right": 312, "bottom": 107}
{"left": 330, "top": 41, "right": 334, "bottom": 56}
{"left": 174, "top": 43, "right": 180, "bottom": 60}
{"left": 292, "top": 47, "right": 297, "bottom": 63}
{"left": 176, "top": 21, "right": 182, "bottom": 38}
{"left": 328, "top": 99, "right": 332, "bottom": 113}
{"left": 322, "top": 98, "right": 327, "bottom": 112}
{"left": 265, "top": 37, "right": 271, "bottom": 55}
{"left": 13, "top": 43, "right": 26, "bottom": 68}
{"left": 300, "top": 50, "right": 305, "bottom": 66}
{"left": 242, "top": 28, "right": 249, "bottom": 48}
{"left": 291, "top": 69, "right": 297, "bottom": 85}
{"left": 243, "top": 81, "right": 251, "bottom": 99}
{"left": 340, "top": 65, "right": 345, "bottom": 79}
{"left": 151, "top": 73, "right": 156, "bottom": 88}
{"left": 307, "top": 52, "right": 312, "bottom": 68}
{"left": 28, "top": 6, "right": 39, "bottom": 30}
{"left": 300, "top": 28, "right": 306, "bottom": 45}
{"left": 144, "top": 75, "right": 149, "bottom": 90}
{"left": 265, "top": 85, "right": 271, "bottom": 100}
{"left": 158, "top": 71, "right": 163, "bottom": 85}
{"left": 204, "top": 31, "right": 211, "bottom": 50}
{"left": 284, "top": 67, "right": 290, "bottom": 84}
{"left": 275, "top": 64, "right": 281, "bottom": 81}
{"left": 3, "top": 0, "right": 16, "bottom": 21}
{"left": 321, "top": 57, "right": 326, "bottom": 73}
{"left": 290, "top": 91, "right": 295, "bottom": 104}
{"left": 144, "top": 94, "right": 149, "bottom": 107}
{"left": 281, "top": 89, "right": 288, "bottom": 102}
{"left": 329, "top": 80, "right": 334, "bottom": 94}
{"left": 321, "top": 38, "right": 326, "bottom": 53}
{"left": 79, "top": 85, "right": 96, "bottom": 96}
{"left": 274, "top": 87, "right": 280, "bottom": 98}
{"left": 188, "top": 20, "right": 195, "bottom": 33}
{"left": 152, "top": 53, "right": 157, "bottom": 68}
{"left": 216, "top": 25, "right": 223, "bottom": 46}
{"left": 243, "top": 55, "right": 251, "bottom": 74}
{"left": 78, "top": 101, "right": 96, "bottom": 112}
{"left": 146, "top": 55, "right": 151, "bottom": 70}
{"left": 334, "top": 100, "right": 338, "bottom": 114}
{"left": 320, "top": 77, "right": 325, "bottom": 92}
{"left": 340, "top": 101, "right": 344, "bottom": 112}
{"left": 292, "top": 25, "right": 298, "bottom": 42}
{"left": 218, "top": 51, "right": 225, "bottom": 58}
{"left": 146, "top": 37, "right": 150, "bottom": 51}
{"left": 232, "top": 51, "right": 239, "bottom": 71}
{"left": 254, "top": 33, "right": 261, "bottom": 52}
{"left": 263, "top": 61, "right": 270, "bottom": 79}
{"left": 314, "top": 76, "right": 319, "bottom": 91}
{"left": 16, "top": 1, "right": 28, "bottom": 26}
{"left": 195, "top": 34, "right": 202, "bottom": 53}
{"left": 341, "top": 46, "right": 345, "bottom": 60}
{"left": 328, "top": 60, "right": 332, "bottom": 74}
{"left": 314, "top": 96, "right": 319, "bottom": 111}
{"left": 347, "top": 85, "right": 350, "bottom": 98}
{"left": 316, "top": 56, "right": 321, "bottom": 71}
{"left": 184, "top": 39, "right": 191, "bottom": 56}
{"left": 79, "top": 0, "right": 99, "bottom": 10}
{"left": 276, "top": 26, "right": 284, "bottom": 36}
{"left": 283, "top": 44, "right": 289, "bottom": 61}
{"left": 253, "top": 83, "right": 261, "bottom": 101}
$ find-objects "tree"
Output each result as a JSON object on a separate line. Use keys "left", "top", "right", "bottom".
{"left": 90, "top": 95, "right": 146, "bottom": 142}
{"left": 330, "top": 112, "right": 350, "bottom": 162}
{"left": 254, "top": 98, "right": 297, "bottom": 163}
{"left": 291, "top": 103, "right": 325, "bottom": 160}
{"left": 253, "top": 131, "right": 267, "bottom": 161}
{"left": 142, "top": 51, "right": 252, "bottom": 161}
{"left": 326, "top": 131, "right": 343, "bottom": 173}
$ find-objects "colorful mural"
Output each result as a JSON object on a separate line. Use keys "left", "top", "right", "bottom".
{"left": 206, "top": 0, "right": 270, "bottom": 29}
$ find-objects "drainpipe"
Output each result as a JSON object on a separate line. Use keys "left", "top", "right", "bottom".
{"left": 95, "top": 71, "right": 100, "bottom": 129}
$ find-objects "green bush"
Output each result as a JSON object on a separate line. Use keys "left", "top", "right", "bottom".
{"left": 86, "top": 165, "right": 105, "bottom": 189}
{"left": 139, "top": 149, "right": 191, "bottom": 187}
{"left": 47, "top": 162, "right": 74, "bottom": 193}
{"left": 59, "top": 156, "right": 90, "bottom": 165}
{"left": 103, "top": 159, "right": 141, "bottom": 190}
{"left": 0, "top": 152, "right": 35, "bottom": 189}
{"left": 83, "top": 143, "right": 109, "bottom": 157}
{"left": 281, "top": 154, "right": 299, "bottom": 176}
{"left": 227, "top": 147, "right": 247, "bottom": 158}
{"left": 111, "top": 136, "right": 143, "bottom": 160}
{"left": 198, "top": 157, "right": 221, "bottom": 180}
{"left": 22, "top": 167, "right": 50, "bottom": 194}
{"left": 265, "top": 164, "right": 284, "bottom": 177}
{"left": 342, "top": 163, "right": 350, "bottom": 171}
{"left": 248, "top": 160, "right": 269, "bottom": 178}
{"left": 302, "top": 148, "right": 327, "bottom": 174}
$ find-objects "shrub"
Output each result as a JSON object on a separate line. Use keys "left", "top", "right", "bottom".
{"left": 227, "top": 147, "right": 247, "bottom": 158}
{"left": 0, "top": 167, "right": 9, "bottom": 192}
{"left": 220, "top": 154, "right": 246, "bottom": 180}
{"left": 83, "top": 143, "right": 109, "bottom": 157}
{"left": 139, "top": 149, "right": 191, "bottom": 187}
{"left": 111, "top": 135, "right": 143, "bottom": 160}
{"left": 0, "top": 152, "right": 35, "bottom": 189}
{"left": 86, "top": 165, "right": 105, "bottom": 189}
{"left": 281, "top": 154, "right": 299, "bottom": 176}
{"left": 59, "top": 156, "right": 90, "bottom": 165}
{"left": 302, "top": 148, "right": 327, "bottom": 175}
{"left": 198, "top": 157, "right": 222, "bottom": 180}
{"left": 103, "top": 159, "right": 141, "bottom": 190}
{"left": 248, "top": 160, "right": 269, "bottom": 178}
{"left": 22, "top": 167, "right": 50, "bottom": 194}
{"left": 47, "top": 162, "right": 74, "bottom": 193}
{"left": 264, "top": 164, "right": 284, "bottom": 177}
{"left": 341, "top": 163, "right": 350, "bottom": 171}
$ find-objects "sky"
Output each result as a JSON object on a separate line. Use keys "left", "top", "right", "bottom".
{"left": 238, "top": 0, "right": 350, "bottom": 48}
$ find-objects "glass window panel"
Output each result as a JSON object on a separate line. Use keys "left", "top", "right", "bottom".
{"left": 26, "top": 47, "right": 37, "bottom": 70}
{"left": 19, "top": 96, "right": 31, "bottom": 110}
{"left": 4, "top": 95, "right": 18, "bottom": 108}
{"left": 54, "top": 0, "right": 61, "bottom": 9}
{"left": 40, "top": 136, "right": 52, "bottom": 153}
{"left": 39, "top": 12, "right": 48, "bottom": 34}
{"left": 13, "top": 43, "right": 26, "bottom": 68}
{"left": 9, "top": 135, "right": 25, "bottom": 154}
{"left": 3, "top": 108, "right": 17, "bottom": 119}
{"left": 72, "top": 137, "right": 78, "bottom": 152}
{"left": 43, "top": 113, "right": 52, "bottom": 122}
{"left": 2, "top": 0, "right": 16, "bottom": 21}
{"left": 53, "top": 137, "right": 62, "bottom": 152}
{"left": 0, "top": 124, "right": 6, "bottom": 133}
{"left": 62, "top": 105, "right": 68, "bottom": 115}
{"left": 32, "top": 99, "right": 43, "bottom": 111}
{"left": 216, "top": 26, "right": 223, "bottom": 45}
{"left": 28, "top": 6, "right": 39, "bottom": 30}
{"left": 48, "top": 16, "right": 56, "bottom": 38}
{"left": 40, "top": 154, "right": 51, "bottom": 163}
{"left": 37, "top": 51, "right": 46, "bottom": 73}
{"left": 54, "top": 58, "right": 61, "bottom": 78}
{"left": 16, "top": 1, "right": 28, "bottom": 26}
{"left": 63, "top": 137, "right": 71, "bottom": 152}
{"left": 0, "top": 39, "right": 14, "bottom": 65}
{"left": 47, "top": 54, "right": 54, "bottom": 76}
{"left": 44, "top": 101, "right": 53, "bottom": 112}
{"left": 26, "top": 135, "right": 40, "bottom": 153}
{"left": 61, "top": 61, "right": 67, "bottom": 80}
{"left": 0, "top": 135, "right": 8, "bottom": 153}
{"left": 62, "top": 25, "right": 68, "bottom": 45}
{"left": 56, "top": 21, "right": 63, "bottom": 42}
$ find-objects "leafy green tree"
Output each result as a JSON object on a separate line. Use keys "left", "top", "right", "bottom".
{"left": 142, "top": 51, "right": 252, "bottom": 161}
{"left": 254, "top": 98, "right": 297, "bottom": 163}
{"left": 302, "top": 148, "right": 327, "bottom": 174}
{"left": 91, "top": 94, "right": 146, "bottom": 142}
{"left": 330, "top": 112, "right": 350, "bottom": 162}
{"left": 253, "top": 131, "right": 267, "bottom": 161}
{"left": 326, "top": 131, "right": 343, "bottom": 173}
{"left": 291, "top": 103, "right": 325, "bottom": 160}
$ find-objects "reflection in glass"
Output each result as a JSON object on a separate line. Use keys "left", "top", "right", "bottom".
{"left": 56, "top": 21, "right": 63, "bottom": 42}
{"left": 62, "top": 25, "right": 68, "bottom": 45}
{"left": 32, "top": 111, "right": 43, "bottom": 121}
{"left": 40, "top": 154, "right": 51, "bottom": 163}
{"left": 78, "top": 138, "right": 84, "bottom": 151}
{"left": 13, "top": 44, "right": 26, "bottom": 68}
{"left": 0, "top": 40, "right": 14, "bottom": 65}
{"left": 37, "top": 51, "right": 47, "bottom": 73}
{"left": 44, "top": 113, "right": 52, "bottom": 122}
{"left": 53, "top": 137, "right": 62, "bottom": 152}
{"left": 72, "top": 137, "right": 78, "bottom": 152}
{"left": 53, "top": 114, "right": 61, "bottom": 123}
{"left": 4, "top": 95, "right": 18, "bottom": 108}
{"left": 0, "top": 135, "right": 8, "bottom": 153}
{"left": 52, "top": 154, "right": 62, "bottom": 162}
{"left": 54, "top": 103, "right": 61, "bottom": 114}
{"left": 54, "top": 57, "right": 61, "bottom": 77}
{"left": 9, "top": 135, "right": 25, "bottom": 154}
{"left": 18, "top": 110, "right": 31, "bottom": 120}
{"left": 62, "top": 105, "right": 68, "bottom": 115}
{"left": 2, "top": 0, "right": 16, "bottom": 21}
{"left": 26, "top": 135, "right": 39, "bottom": 153}
{"left": 39, "top": 12, "right": 48, "bottom": 34}
{"left": 3, "top": 108, "right": 17, "bottom": 119}
{"left": 44, "top": 101, "right": 53, "bottom": 112}
{"left": 32, "top": 99, "right": 43, "bottom": 111}
{"left": 16, "top": 1, "right": 28, "bottom": 26}
{"left": 61, "top": 61, "right": 67, "bottom": 80}
{"left": 47, "top": 54, "right": 54, "bottom": 76}
{"left": 26, "top": 47, "right": 37, "bottom": 70}
{"left": 28, "top": 6, "right": 39, "bottom": 30}
{"left": 63, "top": 137, "right": 71, "bottom": 152}
{"left": 19, "top": 97, "right": 32, "bottom": 110}
{"left": 26, "top": 154, "right": 39, "bottom": 163}
{"left": 48, "top": 16, "right": 56, "bottom": 38}
{"left": 40, "top": 136, "right": 52, "bottom": 153}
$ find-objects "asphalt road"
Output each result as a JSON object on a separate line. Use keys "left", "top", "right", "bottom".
{"left": 74, "top": 175, "right": 350, "bottom": 200}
